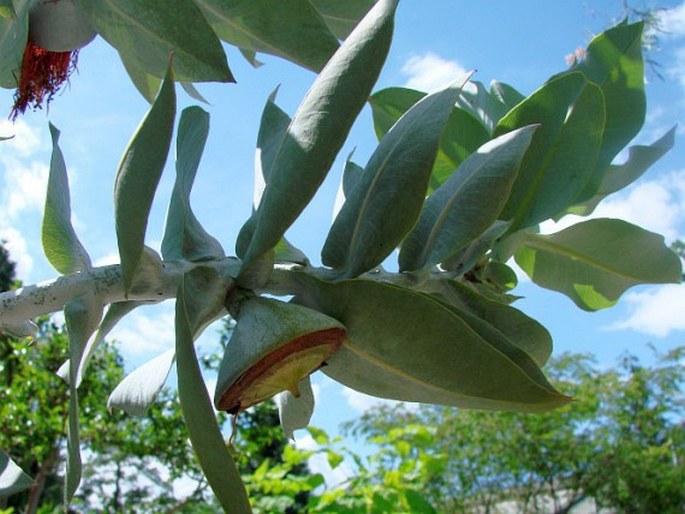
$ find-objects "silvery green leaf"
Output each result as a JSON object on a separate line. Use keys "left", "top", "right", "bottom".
{"left": 63, "top": 295, "right": 103, "bottom": 505}
{"left": 323, "top": 76, "right": 470, "bottom": 277}
{"left": 162, "top": 106, "right": 224, "bottom": 262}
{"left": 0, "top": 449, "right": 33, "bottom": 497}
{"left": 176, "top": 267, "right": 250, "bottom": 512}
{"left": 42, "top": 124, "right": 92, "bottom": 275}
{"left": 240, "top": 0, "right": 397, "bottom": 272}
{"left": 114, "top": 65, "right": 176, "bottom": 294}
{"left": 399, "top": 125, "right": 536, "bottom": 271}
{"left": 276, "top": 376, "right": 315, "bottom": 439}
{"left": 108, "top": 349, "right": 175, "bottom": 416}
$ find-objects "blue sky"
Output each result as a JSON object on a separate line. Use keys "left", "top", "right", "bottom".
{"left": 2, "top": 0, "right": 685, "bottom": 487}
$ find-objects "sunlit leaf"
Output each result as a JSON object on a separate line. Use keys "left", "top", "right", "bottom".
{"left": 494, "top": 73, "right": 605, "bottom": 231}
{"left": 196, "top": 0, "right": 339, "bottom": 72}
{"left": 42, "top": 124, "right": 92, "bottom": 275}
{"left": 114, "top": 64, "right": 176, "bottom": 294}
{"left": 108, "top": 349, "right": 175, "bottom": 416}
{"left": 162, "top": 106, "right": 224, "bottom": 262}
{"left": 568, "top": 126, "right": 676, "bottom": 216}
{"left": 399, "top": 125, "right": 536, "bottom": 271}
{"left": 239, "top": 0, "right": 397, "bottom": 272}
{"left": 490, "top": 80, "right": 525, "bottom": 111}
{"left": 515, "top": 218, "right": 682, "bottom": 310}
{"left": 77, "top": 0, "right": 233, "bottom": 83}
{"left": 0, "top": 449, "right": 33, "bottom": 497}
{"left": 369, "top": 86, "right": 490, "bottom": 192}
{"left": 175, "top": 267, "right": 250, "bottom": 513}
{"left": 293, "top": 272, "right": 569, "bottom": 412}
{"left": 275, "top": 376, "right": 315, "bottom": 439}
{"left": 456, "top": 80, "right": 509, "bottom": 133}
{"left": 568, "top": 20, "right": 645, "bottom": 179}
{"left": 323, "top": 77, "right": 469, "bottom": 277}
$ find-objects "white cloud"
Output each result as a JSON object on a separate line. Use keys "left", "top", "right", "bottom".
{"left": 668, "top": 46, "right": 685, "bottom": 90}
{"left": 609, "top": 284, "right": 685, "bottom": 337}
{"left": 0, "top": 119, "right": 43, "bottom": 157}
{"left": 341, "top": 386, "right": 418, "bottom": 414}
{"left": 2, "top": 157, "right": 49, "bottom": 218}
{"left": 93, "top": 250, "right": 120, "bottom": 267}
{"left": 662, "top": 2, "right": 685, "bottom": 37}
{"left": 401, "top": 52, "right": 468, "bottom": 92}
{"left": 109, "top": 307, "right": 175, "bottom": 358}
{"left": 0, "top": 220, "right": 33, "bottom": 278}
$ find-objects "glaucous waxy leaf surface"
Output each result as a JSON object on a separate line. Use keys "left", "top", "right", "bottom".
{"left": 215, "top": 297, "right": 345, "bottom": 414}
{"left": 239, "top": 0, "right": 397, "bottom": 272}
{"left": 63, "top": 294, "right": 103, "bottom": 505}
{"left": 77, "top": 0, "right": 233, "bottom": 83}
{"left": 369, "top": 86, "right": 490, "bottom": 192}
{"left": 490, "top": 80, "right": 525, "bottom": 111}
{"left": 195, "top": 0, "right": 339, "bottom": 73}
{"left": 175, "top": 267, "right": 251, "bottom": 513}
{"left": 323, "top": 77, "right": 470, "bottom": 278}
{"left": 162, "top": 106, "right": 225, "bottom": 262}
{"left": 0, "top": 449, "right": 33, "bottom": 497}
{"left": 494, "top": 72, "right": 605, "bottom": 231}
{"left": 418, "top": 278, "right": 552, "bottom": 366}
{"left": 515, "top": 218, "right": 683, "bottom": 311}
{"left": 456, "top": 80, "right": 511, "bottom": 133}
{"left": 310, "top": 0, "right": 377, "bottom": 39}
{"left": 114, "top": 65, "right": 175, "bottom": 294}
{"left": 292, "top": 273, "right": 569, "bottom": 412}
{"left": 568, "top": 126, "right": 676, "bottom": 216}
{"left": 0, "top": 0, "right": 28, "bottom": 88}
{"left": 108, "top": 349, "right": 175, "bottom": 417}
{"left": 399, "top": 125, "right": 536, "bottom": 271}
{"left": 42, "top": 124, "right": 92, "bottom": 275}
{"left": 276, "top": 376, "right": 316, "bottom": 439}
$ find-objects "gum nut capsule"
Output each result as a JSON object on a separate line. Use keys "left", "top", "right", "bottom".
{"left": 215, "top": 297, "right": 346, "bottom": 414}
{"left": 29, "top": 0, "right": 97, "bottom": 52}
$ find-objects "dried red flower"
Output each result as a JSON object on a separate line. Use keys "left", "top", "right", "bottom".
{"left": 10, "top": 40, "right": 78, "bottom": 121}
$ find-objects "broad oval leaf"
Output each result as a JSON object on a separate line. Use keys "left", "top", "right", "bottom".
{"left": 322, "top": 77, "right": 470, "bottom": 278}
{"left": 162, "top": 106, "right": 225, "bottom": 262}
{"left": 494, "top": 72, "right": 606, "bottom": 231}
{"left": 77, "top": 0, "right": 233, "bottom": 83}
{"left": 455, "top": 80, "right": 510, "bottom": 133}
{"left": 108, "top": 348, "right": 175, "bottom": 416}
{"left": 0, "top": 449, "right": 33, "bottom": 497}
{"left": 490, "top": 80, "right": 525, "bottom": 111}
{"left": 293, "top": 273, "right": 569, "bottom": 412}
{"left": 276, "top": 376, "right": 315, "bottom": 440}
{"left": 176, "top": 267, "right": 251, "bottom": 513}
{"left": 240, "top": 0, "right": 398, "bottom": 271}
{"left": 114, "top": 64, "right": 176, "bottom": 294}
{"left": 515, "top": 218, "right": 683, "bottom": 311}
{"left": 196, "top": 0, "right": 339, "bottom": 72}
{"left": 399, "top": 125, "right": 536, "bottom": 271}
{"left": 42, "top": 124, "right": 92, "bottom": 275}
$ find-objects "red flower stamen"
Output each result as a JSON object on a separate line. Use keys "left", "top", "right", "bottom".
{"left": 10, "top": 40, "right": 78, "bottom": 121}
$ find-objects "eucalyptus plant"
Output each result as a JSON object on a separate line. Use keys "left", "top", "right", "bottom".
{"left": 0, "top": 0, "right": 681, "bottom": 512}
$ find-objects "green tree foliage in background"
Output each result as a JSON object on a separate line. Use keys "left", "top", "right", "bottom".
{"left": 0, "top": 1, "right": 682, "bottom": 512}
{"left": 0, "top": 244, "right": 317, "bottom": 513}
{"left": 321, "top": 350, "right": 684, "bottom": 514}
